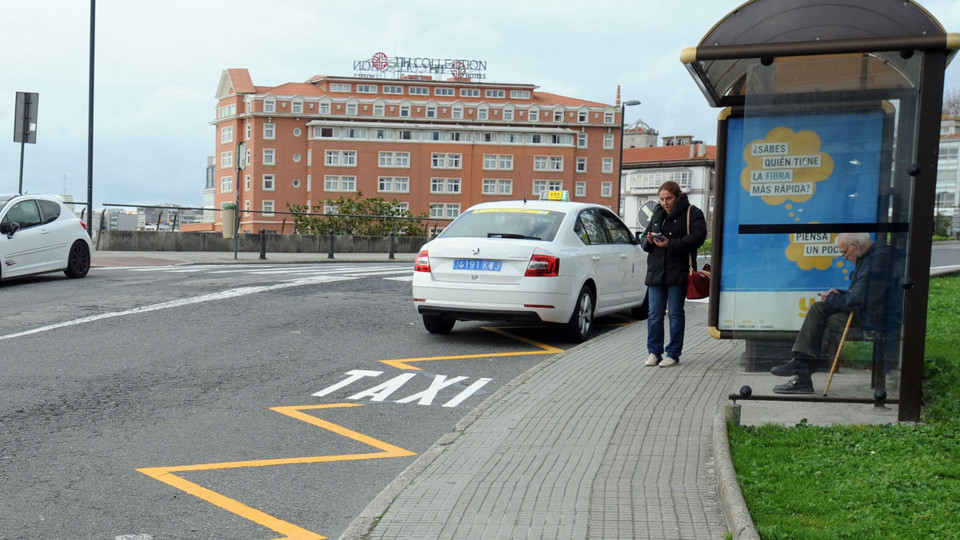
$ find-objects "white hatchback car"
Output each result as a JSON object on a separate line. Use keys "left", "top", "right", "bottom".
{"left": 0, "top": 194, "right": 93, "bottom": 282}
{"left": 412, "top": 196, "right": 648, "bottom": 342}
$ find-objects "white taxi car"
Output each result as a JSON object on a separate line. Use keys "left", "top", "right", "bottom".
{"left": 0, "top": 194, "right": 93, "bottom": 282}
{"left": 412, "top": 193, "right": 648, "bottom": 342}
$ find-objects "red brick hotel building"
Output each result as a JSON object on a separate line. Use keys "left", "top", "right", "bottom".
{"left": 211, "top": 68, "right": 626, "bottom": 233}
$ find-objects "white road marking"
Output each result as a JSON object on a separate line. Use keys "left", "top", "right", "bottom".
{"left": 0, "top": 275, "right": 354, "bottom": 342}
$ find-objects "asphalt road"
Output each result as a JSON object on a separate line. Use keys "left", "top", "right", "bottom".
{"left": 0, "top": 262, "right": 634, "bottom": 540}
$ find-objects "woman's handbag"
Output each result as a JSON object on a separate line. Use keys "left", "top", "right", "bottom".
{"left": 686, "top": 206, "right": 710, "bottom": 299}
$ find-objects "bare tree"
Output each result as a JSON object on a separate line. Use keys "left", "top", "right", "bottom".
{"left": 944, "top": 88, "right": 960, "bottom": 117}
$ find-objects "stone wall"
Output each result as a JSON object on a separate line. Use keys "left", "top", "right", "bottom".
{"left": 96, "top": 230, "right": 428, "bottom": 254}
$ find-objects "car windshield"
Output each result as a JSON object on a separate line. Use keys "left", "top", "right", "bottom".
{"left": 0, "top": 196, "right": 13, "bottom": 213}
{"left": 440, "top": 208, "right": 564, "bottom": 241}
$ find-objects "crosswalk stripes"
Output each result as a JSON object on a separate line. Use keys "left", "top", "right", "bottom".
{"left": 98, "top": 263, "right": 414, "bottom": 281}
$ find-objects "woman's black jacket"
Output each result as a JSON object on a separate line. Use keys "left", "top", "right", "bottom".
{"left": 639, "top": 195, "right": 707, "bottom": 287}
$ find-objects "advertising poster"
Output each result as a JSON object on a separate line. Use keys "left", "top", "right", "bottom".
{"left": 719, "top": 110, "right": 886, "bottom": 332}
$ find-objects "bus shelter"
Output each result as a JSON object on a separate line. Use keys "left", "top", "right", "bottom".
{"left": 681, "top": 0, "right": 958, "bottom": 421}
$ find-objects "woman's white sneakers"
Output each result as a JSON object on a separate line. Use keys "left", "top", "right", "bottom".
{"left": 645, "top": 353, "right": 661, "bottom": 367}
{"left": 659, "top": 357, "right": 679, "bottom": 368}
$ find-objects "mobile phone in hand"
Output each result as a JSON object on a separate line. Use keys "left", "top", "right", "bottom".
{"left": 651, "top": 232, "right": 666, "bottom": 241}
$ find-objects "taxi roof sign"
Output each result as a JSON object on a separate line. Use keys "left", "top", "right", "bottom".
{"left": 539, "top": 190, "right": 569, "bottom": 201}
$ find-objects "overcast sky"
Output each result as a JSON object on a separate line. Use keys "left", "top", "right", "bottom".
{"left": 2, "top": 0, "right": 959, "bottom": 209}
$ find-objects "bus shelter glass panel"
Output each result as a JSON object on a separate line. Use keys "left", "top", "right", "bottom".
{"left": 720, "top": 54, "right": 922, "bottom": 389}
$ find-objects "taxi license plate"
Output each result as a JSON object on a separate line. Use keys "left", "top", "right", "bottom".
{"left": 453, "top": 259, "right": 502, "bottom": 271}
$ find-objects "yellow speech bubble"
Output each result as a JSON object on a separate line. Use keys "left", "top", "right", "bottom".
{"left": 741, "top": 127, "right": 834, "bottom": 205}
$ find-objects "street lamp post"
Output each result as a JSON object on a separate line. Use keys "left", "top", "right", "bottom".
{"left": 617, "top": 99, "right": 641, "bottom": 217}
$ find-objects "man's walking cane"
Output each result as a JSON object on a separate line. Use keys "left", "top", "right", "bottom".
{"left": 823, "top": 311, "right": 855, "bottom": 396}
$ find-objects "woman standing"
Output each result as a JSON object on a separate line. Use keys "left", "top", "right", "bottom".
{"left": 640, "top": 181, "right": 707, "bottom": 367}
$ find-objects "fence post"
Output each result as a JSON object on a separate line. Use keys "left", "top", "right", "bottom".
{"left": 259, "top": 228, "right": 267, "bottom": 260}
{"left": 327, "top": 231, "right": 335, "bottom": 259}
{"left": 388, "top": 232, "right": 395, "bottom": 260}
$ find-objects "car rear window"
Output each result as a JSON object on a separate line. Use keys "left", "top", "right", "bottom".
{"left": 440, "top": 208, "right": 564, "bottom": 241}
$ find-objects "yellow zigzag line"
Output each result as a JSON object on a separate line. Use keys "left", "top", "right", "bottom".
{"left": 137, "top": 403, "right": 415, "bottom": 540}
{"left": 381, "top": 326, "right": 565, "bottom": 370}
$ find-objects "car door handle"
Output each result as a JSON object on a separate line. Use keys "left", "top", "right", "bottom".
{"left": 620, "top": 253, "right": 628, "bottom": 259}
{"left": 591, "top": 256, "right": 601, "bottom": 261}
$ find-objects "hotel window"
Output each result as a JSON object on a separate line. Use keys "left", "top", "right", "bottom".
{"left": 452, "top": 107, "right": 463, "bottom": 119}
{"left": 424, "top": 131, "right": 443, "bottom": 141}
{"left": 292, "top": 101, "right": 303, "bottom": 114}
{"left": 330, "top": 83, "right": 351, "bottom": 92}
{"left": 319, "top": 102, "right": 331, "bottom": 114}
{"left": 503, "top": 108, "right": 514, "bottom": 121}
{"left": 602, "top": 157, "right": 614, "bottom": 173}
{"left": 400, "top": 105, "right": 411, "bottom": 117}
{"left": 530, "top": 134, "right": 543, "bottom": 144}
{"left": 315, "top": 127, "right": 337, "bottom": 138}
{"left": 430, "top": 203, "right": 461, "bottom": 219}
{"left": 460, "top": 88, "right": 480, "bottom": 98}
{"left": 393, "top": 202, "right": 409, "bottom": 213}
{"left": 553, "top": 110, "right": 564, "bottom": 122}
{"left": 478, "top": 107, "right": 488, "bottom": 120}
{"left": 220, "top": 176, "right": 233, "bottom": 193}
{"left": 550, "top": 156, "right": 564, "bottom": 171}
{"left": 576, "top": 157, "right": 587, "bottom": 172}
{"left": 325, "top": 150, "right": 357, "bottom": 166}
{"left": 346, "top": 103, "right": 358, "bottom": 115}
{"left": 263, "top": 123, "right": 275, "bottom": 139}
{"left": 373, "top": 128, "right": 392, "bottom": 140}
{"left": 534, "top": 156, "right": 548, "bottom": 171}
{"left": 431, "top": 153, "right": 462, "bottom": 169}
{"left": 409, "top": 86, "right": 429, "bottom": 96}
{"left": 483, "top": 154, "right": 513, "bottom": 170}
{"left": 450, "top": 132, "right": 466, "bottom": 142}
{"left": 482, "top": 178, "right": 513, "bottom": 195}
{"left": 263, "top": 148, "right": 275, "bottom": 166}
{"left": 575, "top": 181, "right": 587, "bottom": 197}
{"left": 603, "top": 133, "right": 615, "bottom": 149}
{"left": 510, "top": 90, "right": 531, "bottom": 99}
{"left": 426, "top": 106, "right": 437, "bottom": 118}
{"left": 263, "top": 174, "right": 275, "bottom": 191}
{"left": 435, "top": 87, "right": 455, "bottom": 96}
{"left": 502, "top": 133, "right": 521, "bottom": 143}
{"left": 264, "top": 99, "right": 275, "bottom": 113}
{"left": 262, "top": 200, "right": 275, "bottom": 217}
{"left": 373, "top": 103, "right": 385, "bottom": 116}
{"left": 528, "top": 108, "right": 539, "bottom": 122}
{"left": 577, "top": 133, "right": 588, "bottom": 148}
{"left": 604, "top": 112, "right": 615, "bottom": 124}
{"left": 578, "top": 111, "right": 588, "bottom": 123}
{"left": 398, "top": 130, "right": 416, "bottom": 140}
{"left": 383, "top": 85, "right": 403, "bottom": 94}
{"left": 246, "top": 122, "right": 251, "bottom": 139}
{"left": 532, "top": 180, "right": 563, "bottom": 196}
{"left": 431, "top": 178, "right": 461, "bottom": 193}
{"left": 220, "top": 126, "right": 233, "bottom": 143}
{"left": 601, "top": 182, "right": 613, "bottom": 197}
{"left": 220, "top": 151, "right": 233, "bottom": 168}
{"left": 357, "top": 84, "right": 377, "bottom": 93}
{"left": 343, "top": 127, "right": 365, "bottom": 139}
{"left": 324, "top": 175, "right": 357, "bottom": 191}
{"left": 245, "top": 174, "right": 251, "bottom": 191}
{"left": 481, "top": 132, "right": 495, "bottom": 143}
{"left": 378, "top": 176, "right": 410, "bottom": 193}
{"left": 379, "top": 151, "right": 410, "bottom": 167}
{"left": 485, "top": 89, "right": 505, "bottom": 98}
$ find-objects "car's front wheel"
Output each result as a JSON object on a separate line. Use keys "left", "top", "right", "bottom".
{"left": 64, "top": 241, "right": 91, "bottom": 279}
{"left": 422, "top": 313, "right": 455, "bottom": 334}
{"left": 560, "top": 285, "right": 594, "bottom": 343}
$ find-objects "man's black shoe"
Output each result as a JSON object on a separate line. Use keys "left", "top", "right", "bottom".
{"left": 770, "top": 358, "right": 812, "bottom": 377}
{"left": 773, "top": 377, "right": 815, "bottom": 394}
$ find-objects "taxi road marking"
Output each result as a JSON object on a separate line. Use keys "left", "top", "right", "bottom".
{"left": 380, "top": 326, "right": 564, "bottom": 370}
{"left": 136, "top": 403, "right": 415, "bottom": 540}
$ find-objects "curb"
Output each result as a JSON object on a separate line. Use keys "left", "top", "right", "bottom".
{"left": 712, "top": 411, "right": 761, "bottom": 540}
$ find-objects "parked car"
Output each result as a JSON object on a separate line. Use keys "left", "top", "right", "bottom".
{"left": 412, "top": 193, "right": 648, "bottom": 342}
{"left": 0, "top": 194, "right": 93, "bottom": 282}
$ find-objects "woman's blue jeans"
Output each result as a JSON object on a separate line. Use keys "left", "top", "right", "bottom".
{"left": 647, "top": 284, "right": 686, "bottom": 360}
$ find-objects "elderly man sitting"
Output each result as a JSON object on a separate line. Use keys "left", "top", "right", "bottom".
{"left": 770, "top": 232, "right": 896, "bottom": 394}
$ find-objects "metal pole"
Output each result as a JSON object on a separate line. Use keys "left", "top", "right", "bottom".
{"left": 86, "top": 0, "right": 95, "bottom": 237}
{"left": 18, "top": 140, "right": 25, "bottom": 194}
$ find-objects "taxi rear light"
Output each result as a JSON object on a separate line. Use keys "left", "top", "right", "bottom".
{"left": 525, "top": 254, "right": 559, "bottom": 277}
{"left": 414, "top": 249, "right": 431, "bottom": 272}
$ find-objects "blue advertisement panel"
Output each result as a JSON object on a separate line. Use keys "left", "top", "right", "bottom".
{"left": 719, "top": 110, "right": 886, "bottom": 332}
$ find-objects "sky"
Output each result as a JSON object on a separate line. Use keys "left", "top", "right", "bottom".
{"left": 2, "top": 0, "right": 960, "bottom": 209}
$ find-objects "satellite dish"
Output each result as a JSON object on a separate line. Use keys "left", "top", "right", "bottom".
{"left": 636, "top": 200, "right": 657, "bottom": 232}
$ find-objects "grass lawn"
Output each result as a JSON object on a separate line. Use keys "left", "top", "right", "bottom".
{"left": 728, "top": 274, "right": 960, "bottom": 539}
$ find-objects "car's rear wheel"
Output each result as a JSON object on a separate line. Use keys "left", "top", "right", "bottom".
{"left": 560, "top": 285, "right": 594, "bottom": 343}
{"left": 422, "top": 314, "right": 455, "bottom": 334}
{"left": 64, "top": 241, "right": 91, "bottom": 279}
{"left": 631, "top": 291, "right": 650, "bottom": 320}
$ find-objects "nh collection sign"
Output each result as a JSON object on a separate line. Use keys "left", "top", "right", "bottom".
{"left": 353, "top": 52, "right": 487, "bottom": 79}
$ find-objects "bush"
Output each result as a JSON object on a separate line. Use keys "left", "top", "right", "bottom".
{"left": 288, "top": 193, "right": 428, "bottom": 237}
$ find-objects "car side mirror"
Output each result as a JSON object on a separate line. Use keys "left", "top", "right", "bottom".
{"left": 2, "top": 221, "right": 20, "bottom": 239}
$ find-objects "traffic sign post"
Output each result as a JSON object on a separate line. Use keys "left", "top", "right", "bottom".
{"left": 14, "top": 91, "right": 39, "bottom": 194}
